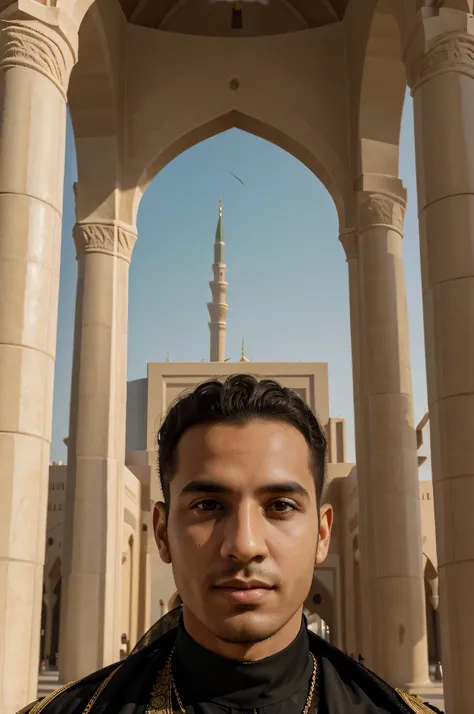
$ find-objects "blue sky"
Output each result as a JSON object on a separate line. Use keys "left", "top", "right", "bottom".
{"left": 52, "top": 92, "right": 427, "bottom": 468}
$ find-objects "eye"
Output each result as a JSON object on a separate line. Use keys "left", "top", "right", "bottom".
{"left": 194, "top": 499, "right": 224, "bottom": 512}
{"left": 266, "top": 500, "right": 297, "bottom": 516}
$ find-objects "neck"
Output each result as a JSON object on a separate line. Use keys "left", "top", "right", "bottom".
{"left": 182, "top": 605, "right": 304, "bottom": 661}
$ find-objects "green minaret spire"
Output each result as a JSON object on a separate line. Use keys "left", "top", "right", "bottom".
{"left": 214, "top": 195, "right": 225, "bottom": 264}
{"left": 208, "top": 196, "right": 228, "bottom": 362}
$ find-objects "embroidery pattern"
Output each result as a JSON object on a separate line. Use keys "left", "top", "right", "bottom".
{"left": 145, "top": 650, "right": 174, "bottom": 714}
{"left": 28, "top": 679, "right": 80, "bottom": 714}
{"left": 396, "top": 688, "right": 439, "bottom": 714}
{"left": 81, "top": 666, "right": 122, "bottom": 714}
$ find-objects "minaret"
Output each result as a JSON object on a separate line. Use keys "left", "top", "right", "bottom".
{"left": 208, "top": 196, "right": 228, "bottom": 362}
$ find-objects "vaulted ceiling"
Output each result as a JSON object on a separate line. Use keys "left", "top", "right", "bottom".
{"left": 118, "top": 0, "right": 350, "bottom": 37}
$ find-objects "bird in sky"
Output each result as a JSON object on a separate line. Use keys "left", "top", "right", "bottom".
{"left": 208, "top": 0, "right": 269, "bottom": 4}
{"left": 230, "top": 172, "right": 245, "bottom": 186}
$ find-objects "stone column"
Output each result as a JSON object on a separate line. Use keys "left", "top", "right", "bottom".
{"left": 356, "top": 188, "right": 430, "bottom": 688}
{"left": 0, "top": 20, "right": 75, "bottom": 714}
{"left": 339, "top": 229, "right": 374, "bottom": 665}
{"left": 407, "top": 9, "right": 474, "bottom": 711}
{"left": 59, "top": 221, "right": 137, "bottom": 682}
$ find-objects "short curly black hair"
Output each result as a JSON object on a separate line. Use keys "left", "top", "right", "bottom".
{"left": 157, "top": 374, "right": 327, "bottom": 506}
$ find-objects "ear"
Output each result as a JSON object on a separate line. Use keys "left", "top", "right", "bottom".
{"left": 153, "top": 502, "right": 171, "bottom": 564}
{"left": 316, "top": 503, "right": 333, "bottom": 565}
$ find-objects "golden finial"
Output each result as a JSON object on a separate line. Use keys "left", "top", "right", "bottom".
{"left": 240, "top": 336, "right": 250, "bottom": 362}
{"left": 218, "top": 195, "right": 223, "bottom": 218}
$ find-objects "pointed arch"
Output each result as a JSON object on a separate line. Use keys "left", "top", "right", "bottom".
{"left": 132, "top": 109, "right": 344, "bottom": 225}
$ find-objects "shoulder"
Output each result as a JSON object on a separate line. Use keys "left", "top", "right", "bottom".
{"left": 16, "top": 627, "right": 177, "bottom": 714}
{"left": 308, "top": 632, "right": 444, "bottom": 714}
{"left": 15, "top": 662, "right": 121, "bottom": 714}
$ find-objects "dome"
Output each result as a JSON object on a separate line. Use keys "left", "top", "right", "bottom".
{"left": 118, "top": 0, "right": 349, "bottom": 37}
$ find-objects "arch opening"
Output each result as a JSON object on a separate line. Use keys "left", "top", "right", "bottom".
{"left": 129, "top": 125, "right": 347, "bottom": 375}
{"left": 133, "top": 110, "right": 344, "bottom": 227}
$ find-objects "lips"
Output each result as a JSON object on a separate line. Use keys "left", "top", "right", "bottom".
{"left": 212, "top": 579, "right": 275, "bottom": 604}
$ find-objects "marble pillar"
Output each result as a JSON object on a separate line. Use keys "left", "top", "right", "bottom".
{"left": 339, "top": 229, "right": 374, "bottom": 665}
{"left": 407, "top": 8, "right": 474, "bottom": 712}
{"left": 0, "top": 20, "right": 75, "bottom": 714}
{"left": 59, "top": 221, "right": 137, "bottom": 682}
{"left": 356, "top": 189, "right": 429, "bottom": 688}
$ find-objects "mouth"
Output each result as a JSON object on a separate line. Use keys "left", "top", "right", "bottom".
{"left": 212, "top": 580, "right": 275, "bottom": 605}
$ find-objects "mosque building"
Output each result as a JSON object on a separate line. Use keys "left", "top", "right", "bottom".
{"left": 40, "top": 200, "right": 441, "bottom": 688}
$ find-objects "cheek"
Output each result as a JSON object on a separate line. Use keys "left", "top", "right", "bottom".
{"left": 168, "top": 521, "right": 212, "bottom": 565}
{"left": 272, "top": 527, "right": 318, "bottom": 580}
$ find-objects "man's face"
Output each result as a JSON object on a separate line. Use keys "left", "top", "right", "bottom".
{"left": 154, "top": 419, "right": 332, "bottom": 652}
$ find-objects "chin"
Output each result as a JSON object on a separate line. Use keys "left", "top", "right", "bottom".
{"left": 208, "top": 609, "right": 283, "bottom": 645}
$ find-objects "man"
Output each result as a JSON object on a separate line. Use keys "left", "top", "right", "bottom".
{"left": 19, "top": 375, "right": 442, "bottom": 714}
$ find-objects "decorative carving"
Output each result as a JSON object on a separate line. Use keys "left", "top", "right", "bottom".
{"left": 358, "top": 193, "right": 405, "bottom": 236}
{"left": 73, "top": 223, "right": 137, "bottom": 262}
{"left": 0, "top": 23, "right": 72, "bottom": 98}
{"left": 117, "top": 226, "right": 137, "bottom": 259}
{"left": 411, "top": 32, "right": 474, "bottom": 91}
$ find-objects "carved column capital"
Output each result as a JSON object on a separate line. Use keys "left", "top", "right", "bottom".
{"left": 410, "top": 31, "right": 474, "bottom": 91}
{"left": 0, "top": 21, "right": 75, "bottom": 99}
{"left": 339, "top": 228, "right": 358, "bottom": 262}
{"left": 73, "top": 222, "right": 138, "bottom": 263}
{"left": 404, "top": 9, "right": 474, "bottom": 92}
{"left": 357, "top": 192, "right": 406, "bottom": 237}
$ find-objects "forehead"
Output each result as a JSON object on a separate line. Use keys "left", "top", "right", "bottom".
{"left": 174, "top": 418, "right": 313, "bottom": 485}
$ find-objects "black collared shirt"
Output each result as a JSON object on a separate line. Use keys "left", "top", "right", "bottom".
{"left": 172, "top": 619, "right": 315, "bottom": 713}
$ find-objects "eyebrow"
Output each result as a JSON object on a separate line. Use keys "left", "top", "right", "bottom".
{"left": 180, "top": 479, "right": 311, "bottom": 501}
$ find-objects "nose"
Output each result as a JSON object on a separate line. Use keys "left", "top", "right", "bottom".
{"left": 220, "top": 501, "right": 268, "bottom": 564}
